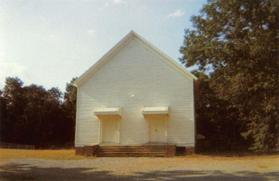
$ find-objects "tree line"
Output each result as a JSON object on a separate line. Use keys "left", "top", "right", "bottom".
{"left": 180, "top": 0, "right": 279, "bottom": 152}
{"left": 0, "top": 77, "right": 77, "bottom": 148}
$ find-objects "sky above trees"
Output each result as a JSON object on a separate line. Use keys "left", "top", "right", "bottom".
{"left": 0, "top": 0, "right": 206, "bottom": 90}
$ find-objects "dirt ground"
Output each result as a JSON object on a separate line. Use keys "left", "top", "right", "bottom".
{"left": 0, "top": 149, "right": 278, "bottom": 180}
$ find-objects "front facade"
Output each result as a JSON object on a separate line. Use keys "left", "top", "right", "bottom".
{"left": 74, "top": 31, "right": 197, "bottom": 156}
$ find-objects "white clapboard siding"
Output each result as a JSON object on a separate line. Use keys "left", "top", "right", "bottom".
{"left": 74, "top": 31, "right": 195, "bottom": 147}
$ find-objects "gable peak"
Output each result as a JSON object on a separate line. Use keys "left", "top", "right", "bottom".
{"left": 73, "top": 31, "right": 197, "bottom": 86}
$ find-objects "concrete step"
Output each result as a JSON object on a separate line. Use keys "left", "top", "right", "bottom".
{"left": 96, "top": 152, "right": 166, "bottom": 157}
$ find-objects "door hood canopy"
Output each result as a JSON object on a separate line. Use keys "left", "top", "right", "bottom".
{"left": 94, "top": 107, "right": 122, "bottom": 116}
{"left": 142, "top": 106, "right": 169, "bottom": 115}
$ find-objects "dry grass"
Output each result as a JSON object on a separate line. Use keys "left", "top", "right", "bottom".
{"left": 0, "top": 148, "right": 85, "bottom": 161}
{"left": 0, "top": 148, "right": 279, "bottom": 164}
{"left": 0, "top": 148, "right": 278, "bottom": 161}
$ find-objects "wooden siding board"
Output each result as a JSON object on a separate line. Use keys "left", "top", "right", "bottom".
{"left": 75, "top": 38, "right": 195, "bottom": 147}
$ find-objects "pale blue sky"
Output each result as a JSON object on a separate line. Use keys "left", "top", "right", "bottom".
{"left": 0, "top": 0, "right": 206, "bottom": 91}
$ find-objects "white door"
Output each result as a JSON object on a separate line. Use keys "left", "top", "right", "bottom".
{"left": 102, "top": 120, "right": 119, "bottom": 144}
{"left": 149, "top": 120, "right": 167, "bottom": 143}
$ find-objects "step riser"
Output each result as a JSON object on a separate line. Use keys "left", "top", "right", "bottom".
{"left": 97, "top": 154, "right": 165, "bottom": 156}
{"left": 99, "top": 149, "right": 167, "bottom": 151}
{"left": 98, "top": 151, "right": 166, "bottom": 153}
{"left": 98, "top": 149, "right": 166, "bottom": 152}
{"left": 96, "top": 146, "right": 171, "bottom": 157}
{"left": 76, "top": 145, "right": 176, "bottom": 157}
{"left": 97, "top": 153, "right": 166, "bottom": 157}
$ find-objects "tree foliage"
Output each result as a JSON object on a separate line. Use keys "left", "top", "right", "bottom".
{"left": 181, "top": 0, "right": 279, "bottom": 152}
{"left": 0, "top": 77, "right": 77, "bottom": 147}
{"left": 62, "top": 77, "right": 77, "bottom": 143}
{"left": 194, "top": 71, "right": 247, "bottom": 152}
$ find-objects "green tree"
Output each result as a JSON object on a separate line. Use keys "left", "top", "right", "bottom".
{"left": 2, "top": 77, "right": 26, "bottom": 143}
{"left": 63, "top": 77, "right": 77, "bottom": 143}
{"left": 0, "top": 90, "right": 8, "bottom": 142}
{"left": 194, "top": 71, "right": 247, "bottom": 152}
{"left": 21, "top": 85, "right": 66, "bottom": 146}
{"left": 180, "top": 0, "right": 279, "bottom": 152}
{"left": 1, "top": 77, "right": 75, "bottom": 147}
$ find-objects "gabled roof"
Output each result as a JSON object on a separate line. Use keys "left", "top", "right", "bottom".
{"left": 73, "top": 30, "right": 197, "bottom": 87}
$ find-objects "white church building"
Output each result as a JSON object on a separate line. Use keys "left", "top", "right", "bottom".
{"left": 73, "top": 31, "right": 197, "bottom": 156}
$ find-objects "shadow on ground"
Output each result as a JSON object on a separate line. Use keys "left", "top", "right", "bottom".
{"left": 0, "top": 163, "right": 278, "bottom": 181}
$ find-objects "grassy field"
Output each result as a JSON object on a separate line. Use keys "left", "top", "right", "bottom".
{"left": 0, "top": 148, "right": 85, "bottom": 160}
{"left": 1, "top": 148, "right": 279, "bottom": 160}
